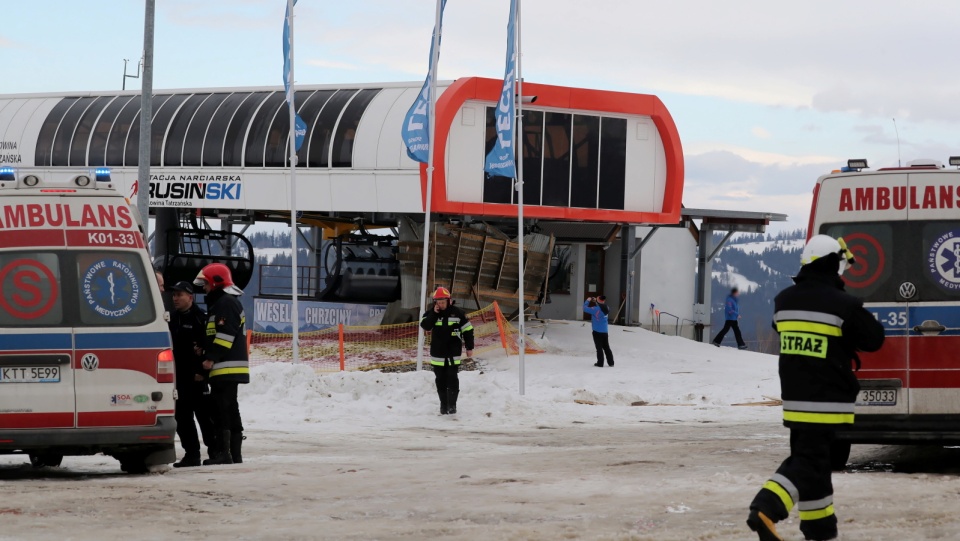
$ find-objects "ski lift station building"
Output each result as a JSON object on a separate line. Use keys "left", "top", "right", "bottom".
{"left": 0, "top": 76, "right": 784, "bottom": 338}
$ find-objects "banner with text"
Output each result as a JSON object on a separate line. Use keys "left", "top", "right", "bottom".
{"left": 253, "top": 298, "right": 386, "bottom": 333}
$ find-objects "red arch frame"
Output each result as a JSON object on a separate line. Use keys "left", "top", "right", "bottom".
{"left": 422, "top": 77, "right": 684, "bottom": 224}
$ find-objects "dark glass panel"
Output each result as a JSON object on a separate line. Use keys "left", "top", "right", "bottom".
{"left": 483, "top": 106, "right": 513, "bottom": 204}
{"left": 124, "top": 94, "right": 172, "bottom": 167}
{"left": 307, "top": 90, "right": 356, "bottom": 167}
{"left": 570, "top": 115, "right": 600, "bottom": 209}
{"left": 164, "top": 93, "right": 211, "bottom": 166}
{"left": 244, "top": 92, "right": 286, "bottom": 167}
{"left": 35, "top": 97, "right": 78, "bottom": 166}
{"left": 222, "top": 92, "right": 269, "bottom": 167}
{"left": 150, "top": 94, "right": 188, "bottom": 166}
{"left": 52, "top": 97, "right": 95, "bottom": 166}
{"left": 264, "top": 90, "right": 313, "bottom": 167}
{"left": 294, "top": 90, "right": 334, "bottom": 167}
{"left": 541, "top": 112, "right": 572, "bottom": 207}
{"left": 106, "top": 96, "right": 142, "bottom": 166}
{"left": 332, "top": 88, "right": 381, "bottom": 167}
{"left": 69, "top": 96, "right": 111, "bottom": 166}
{"left": 182, "top": 93, "right": 228, "bottom": 167}
{"left": 521, "top": 109, "right": 543, "bottom": 205}
{"left": 598, "top": 117, "right": 627, "bottom": 210}
{"left": 203, "top": 92, "right": 253, "bottom": 166}
{"left": 89, "top": 95, "right": 134, "bottom": 166}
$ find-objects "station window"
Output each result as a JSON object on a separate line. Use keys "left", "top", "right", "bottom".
{"left": 223, "top": 92, "right": 269, "bottom": 167}
{"left": 293, "top": 90, "right": 334, "bottom": 167}
{"left": 483, "top": 107, "right": 513, "bottom": 204}
{"left": 69, "top": 96, "right": 111, "bottom": 166}
{"left": 521, "top": 110, "right": 544, "bottom": 205}
{"left": 332, "top": 88, "right": 381, "bottom": 167}
{"left": 149, "top": 94, "right": 188, "bottom": 166}
{"left": 548, "top": 245, "right": 574, "bottom": 294}
{"left": 264, "top": 90, "right": 316, "bottom": 168}
{"left": 89, "top": 96, "right": 134, "bottom": 166}
{"left": 35, "top": 97, "right": 78, "bottom": 166}
{"left": 570, "top": 115, "right": 600, "bottom": 208}
{"left": 51, "top": 96, "right": 96, "bottom": 166}
{"left": 124, "top": 94, "right": 172, "bottom": 167}
{"left": 244, "top": 92, "right": 287, "bottom": 167}
{"left": 164, "top": 93, "right": 211, "bottom": 166}
{"left": 105, "top": 96, "right": 142, "bottom": 166}
{"left": 307, "top": 89, "right": 357, "bottom": 167}
{"left": 182, "top": 93, "right": 229, "bottom": 167}
{"left": 598, "top": 117, "right": 627, "bottom": 210}
{"left": 204, "top": 92, "right": 253, "bottom": 167}
{"left": 542, "top": 112, "right": 572, "bottom": 207}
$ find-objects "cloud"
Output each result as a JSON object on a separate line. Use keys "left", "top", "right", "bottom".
{"left": 752, "top": 126, "right": 772, "bottom": 139}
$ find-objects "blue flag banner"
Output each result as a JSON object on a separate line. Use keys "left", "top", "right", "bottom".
{"left": 401, "top": 0, "right": 448, "bottom": 164}
{"left": 283, "top": 0, "right": 307, "bottom": 152}
{"left": 484, "top": 0, "right": 518, "bottom": 178}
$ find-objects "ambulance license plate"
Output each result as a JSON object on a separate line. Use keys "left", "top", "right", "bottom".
{"left": 856, "top": 389, "right": 897, "bottom": 406}
{"left": 0, "top": 366, "right": 60, "bottom": 383}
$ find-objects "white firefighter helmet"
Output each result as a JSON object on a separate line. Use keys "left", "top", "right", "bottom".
{"left": 801, "top": 234, "right": 856, "bottom": 275}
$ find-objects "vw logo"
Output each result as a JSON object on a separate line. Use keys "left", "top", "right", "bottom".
{"left": 80, "top": 353, "right": 99, "bottom": 372}
{"left": 899, "top": 281, "right": 917, "bottom": 299}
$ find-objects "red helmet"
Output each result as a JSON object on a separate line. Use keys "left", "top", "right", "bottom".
{"left": 194, "top": 263, "right": 243, "bottom": 295}
{"left": 432, "top": 286, "right": 451, "bottom": 300}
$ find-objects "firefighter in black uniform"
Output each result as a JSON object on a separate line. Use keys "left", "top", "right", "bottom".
{"left": 194, "top": 263, "right": 249, "bottom": 465}
{"left": 420, "top": 287, "right": 474, "bottom": 415}
{"left": 168, "top": 281, "right": 215, "bottom": 468}
{"left": 748, "top": 235, "right": 885, "bottom": 541}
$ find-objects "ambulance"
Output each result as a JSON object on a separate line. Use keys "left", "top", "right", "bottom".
{"left": 0, "top": 166, "right": 175, "bottom": 473}
{"left": 808, "top": 157, "right": 960, "bottom": 463}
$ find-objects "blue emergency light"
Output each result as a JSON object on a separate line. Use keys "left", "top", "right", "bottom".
{"left": 94, "top": 168, "right": 111, "bottom": 182}
{"left": 0, "top": 166, "right": 15, "bottom": 181}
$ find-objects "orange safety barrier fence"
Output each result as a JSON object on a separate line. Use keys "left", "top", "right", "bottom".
{"left": 249, "top": 302, "right": 542, "bottom": 372}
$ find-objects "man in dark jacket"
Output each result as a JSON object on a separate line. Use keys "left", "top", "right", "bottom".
{"left": 168, "top": 281, "right": 215, "bottom": 468}
{"left": 713, "top": 287, "right": 747, "bottom": 350}
{"left": 583, "top": 295, "right": 614, "bottom": 367}
{"left": 747, "top": 235, "right": 885, "bottom": 541}
{"left": 194, "top": 263, "right": 249, "bottom": 465}
{"left": 420, "top": 287, "right": 474, "bottom": 415}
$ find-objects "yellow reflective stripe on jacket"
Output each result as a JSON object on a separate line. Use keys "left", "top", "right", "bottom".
{"left": 429, "top": 358, "right": 461, "bottom": 366}
{"left": 213, "top": 338, "right": 232, "bottom": 349}
{"left": 206, "top": 322, "right": 216, "bottom": 336}
{"left": 783, "top": 411, "right": 854, "bottom": 424}
{"left": 779, "top": 332, "right": 828, "bottom": 358}
{"left": 762, "top": 480, "right": 795, "bottom": 512}
{"left": 799, "top": 504, "right": 835, "bottom": 521}
{"left": 776, "top": 320, "right": 842, "bottom": 337}
{"left": 461, "top": 323, "right": 473, "bottom": 332}
{"left": 210, "top": 367, "right": 250, "bottom": 377}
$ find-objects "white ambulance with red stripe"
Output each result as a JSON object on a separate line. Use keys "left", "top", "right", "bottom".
{"left": 0, "top": 166, "right": 176, "bottom": 473}
{"left": 809, "top": 158, "right": 960, "bottom": 450}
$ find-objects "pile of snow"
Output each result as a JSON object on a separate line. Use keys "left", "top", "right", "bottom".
{"left": 727, "top": 238, "right": 805, "bottom": 255}
{"left": 241, "top": 321, "right": 782, "bottom": 434}
{"left": 712, "top": 264, "right": 760, "bottom": 293}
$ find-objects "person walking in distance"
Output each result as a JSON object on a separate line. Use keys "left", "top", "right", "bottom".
{"left": 583, "top": 295, "right": 614, "bottom": 367}
{"left": 194, "top": 264, "right": 249, "bottom": 465}
{"left": 747, "top": 235, "right": 884, "bottom": 541}
{"left": 168, "top": 281, "right": 215, "bottom": 468}
{"left": 713, "top": 287, "right": 748, "bottom": 350}
{"left": 420, "top": 287, "right": 474, "bottom": 415}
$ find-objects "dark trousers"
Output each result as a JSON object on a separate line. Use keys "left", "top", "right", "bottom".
{"left": 210, "top": 381, "right": 244, "bottom": 433}
{"left": 175, "top": 383, "right": 215, "bottom": 457}
{"left": 592, "top": 331, "right": 614, "bottom": 365}
{"left": 433, "top": 363, "right": 460, "bottom": 397}
{"left": 713, "top": 320, "right": 745, "bottom": 347}
{"left": 751, "top": 428, "right": 838, "bottom": 540}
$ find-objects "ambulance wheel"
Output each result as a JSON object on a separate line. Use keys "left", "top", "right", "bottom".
{"left": 29, "top": 452, "right": 64, "bottom": 468}
{"left": 830, "top": 440, "right": 852, "bottom": 471}
{"left": 117, "top": 453, "right": 150, "bottom": 474}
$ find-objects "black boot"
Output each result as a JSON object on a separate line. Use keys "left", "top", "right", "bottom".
{"left": 230, "top": 432, "right": 245, "bottom": 464}
{"left": 173, "top": 453, "right": 201, "bottom": 468}
{"left": 204, "top": 430, "right": 234, "bottom": 465}
{"left": 447, "top": 390, "right": 459, "bottom": 414}
{"left": 438, "top": 390, "right": 449, "bottom": 415}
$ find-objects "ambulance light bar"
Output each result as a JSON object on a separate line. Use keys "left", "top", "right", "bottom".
{"left": 949, "top": 156, "right": 960, "bottom": 167}
{"left": 847, "top": 159, "right": 868, "bottom": 170}
{"left": 94, "top": 168, "right": 111, "bottom": 182}
{"left": 0, "top": 166, "right": 14, "bottom": 181}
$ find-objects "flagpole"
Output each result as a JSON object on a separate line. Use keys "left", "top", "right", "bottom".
{"left": 287, "top": 0, "right": 300, "bottom": 364}
{"left": 416, "top": 0, "right": 444, "bottom": 372}
{"left": 515, "top": 0, "right": 526, "bottom": 396}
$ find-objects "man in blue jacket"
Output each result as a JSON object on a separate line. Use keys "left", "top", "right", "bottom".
{"left": 712, "top": 287, "right": 748, "bottom": 350}
{"left": 584, "top": 295, "right": 614, "bottom": 367}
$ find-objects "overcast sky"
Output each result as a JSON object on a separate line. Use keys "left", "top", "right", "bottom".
{"left": 4, "top": 0, "right": 960, "bottom": 231}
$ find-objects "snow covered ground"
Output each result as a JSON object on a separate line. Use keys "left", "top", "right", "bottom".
{"left": 2, "top": 324, "right": 960, "bottom": 540}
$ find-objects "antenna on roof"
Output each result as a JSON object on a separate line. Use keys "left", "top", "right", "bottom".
{"left": 892, "top": 118, "right": 902, "bottom": 167}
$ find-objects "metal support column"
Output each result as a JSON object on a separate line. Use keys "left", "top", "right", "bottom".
{"left": 619, "top": 224, "right": 635, "bottom": 325}
{"left": 694, "top": 226, "right": 734, "bottom": 342}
